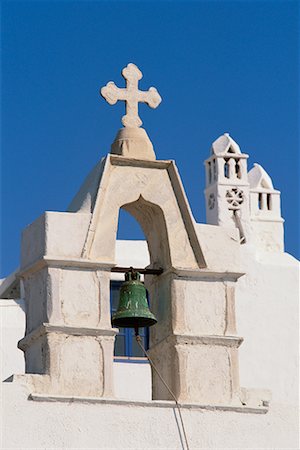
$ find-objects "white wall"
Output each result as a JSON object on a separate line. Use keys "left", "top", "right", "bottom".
{"left": 1, "top": 241, "right": 298, "bottom": 406}
{"left": 236, "top": 248, "right": 299, "bottom": 406}
{"left": 114, "top": 361, "right": 151, "bottom": 401}
{"left": 2, "top": 380, "right": 298, "bottom": 449}
{"left": 0, "top": 299, "right": 25, "bottom": 381}
{"left": 1, "top": 239, "right": 299, "bottom": 449}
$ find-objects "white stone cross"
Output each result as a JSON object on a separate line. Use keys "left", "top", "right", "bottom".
{"left": 100, "top": 63, "right": 162, "bottom": 128}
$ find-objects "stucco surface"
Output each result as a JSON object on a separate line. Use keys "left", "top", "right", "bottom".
{"left": 2, "top": 381, "right": 299, "bottom": 449}
{"left": 236, "top": 247, "right": 299, "bottom": 406}
{"left": 0, "top": 300, "right": 25, "bottom": 381}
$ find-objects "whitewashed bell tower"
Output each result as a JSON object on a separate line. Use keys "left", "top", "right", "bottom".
{"left": 204, "top": 133, "right": 250, "bottom": 242}
{"left": 248, "top": 163, "right": 284, "bottom": 251}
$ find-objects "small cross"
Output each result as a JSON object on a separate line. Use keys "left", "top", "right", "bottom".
{"left": 100, "top": 63, "right": 162, "bottom": 128}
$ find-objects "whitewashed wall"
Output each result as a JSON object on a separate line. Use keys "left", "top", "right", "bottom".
{"left": 1, "top": 380, "right": 298, "bottom": 449}
{"left": 236, "top": 248, "right": 299, "bottom": 406}
{"left": 0, "top": 299, "right": 25, "bottom": 381}
{"left": 1, "top": 239, "right": 299, "bottom": 449}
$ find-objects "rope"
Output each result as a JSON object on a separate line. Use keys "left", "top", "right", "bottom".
{"left": 135, "top": 333, "right": 190, "bottom": 450}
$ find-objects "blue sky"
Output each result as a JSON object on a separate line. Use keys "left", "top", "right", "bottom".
{"left": 1, "top": 0, "right": 299, "bottom": 277}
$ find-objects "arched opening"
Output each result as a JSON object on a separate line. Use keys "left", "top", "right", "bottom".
{"left": 122, "top": 195, "right": 171, "bottom": 269}
{"left": 224, "top": 158, "right": 229, "bottom": 178}
{"left": 116, "top": 208, "right": 145, "bottom": 241}
{"left": 258, "top": 193, "right": 262, "bottom": 210}
{"left": 227, "top": 146, "right": 236, "bottom": 154}
{"left": 111, "top": 196, "right": 169, "bottom": 359}
{"left": 112, "top": 199, "right": 167, "bottom": 401}
{"left": 112, "top": 207, "right": 151, "bottom": 359}
{"left": 235, "top": 159, "right": 241, "bottom": 179}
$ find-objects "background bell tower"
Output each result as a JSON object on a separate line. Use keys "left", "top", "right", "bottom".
{"left": 204, "top": 133, "right": 250, "bottom": 242}
{"left": 248, "top": 163, "right": 284, "bottom": 251}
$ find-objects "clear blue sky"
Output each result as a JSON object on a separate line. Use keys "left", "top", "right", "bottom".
{"left": 1, "top": 0, "right": 299, "bottom": 277}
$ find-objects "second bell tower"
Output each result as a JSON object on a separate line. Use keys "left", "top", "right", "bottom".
{"left": 204, "top": 133, "right": 250, "bottom": 242}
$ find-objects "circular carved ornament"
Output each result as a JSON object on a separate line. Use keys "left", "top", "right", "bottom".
{"left": 226, "top": 188, "right": 244, "bottom": 210}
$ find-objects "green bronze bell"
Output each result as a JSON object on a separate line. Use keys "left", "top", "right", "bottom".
{"left": 112, "top": 270, "right": 157, "bottom": 329}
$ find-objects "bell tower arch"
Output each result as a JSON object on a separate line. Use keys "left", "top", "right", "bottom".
{"left": 74, "top": 155, "right": 205, "bottom": 272}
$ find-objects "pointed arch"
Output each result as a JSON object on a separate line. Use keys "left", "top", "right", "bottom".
{"left": 78, "top": 156, "right": 206, "bottom": 270}
{"left": 248, "top": 163, "right": 274, "bottom": 190}
{"left": 123, "top": 195, "right": 171, "bottom": 268}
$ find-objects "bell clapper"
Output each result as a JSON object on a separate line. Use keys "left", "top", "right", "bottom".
{"left": 134, "top": 326, "right": 140, "bottom": 338}
{"left": 130, "top": 266, "right": 135, "bottom": 279}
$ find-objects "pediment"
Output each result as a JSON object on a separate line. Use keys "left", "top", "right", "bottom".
{"left": 211, "top": 133, "right": 241, "bottom": 156}
{"left": 68, "top": 155, "right": 206, "bottom": 270}
{"left": 248, "top": 163, "right": 274, "bottom": 190}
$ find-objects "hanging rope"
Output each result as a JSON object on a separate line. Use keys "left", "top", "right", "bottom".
{"left": 135, "top": 333, "right": 190, "bottom": 450}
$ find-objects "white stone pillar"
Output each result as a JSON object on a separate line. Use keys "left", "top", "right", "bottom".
{"left": 238, "top": 158, "right": 248, "bottom": 181}
{"left": 18, "top": 211, "right": 117, "bottom": 397}
{"left": 147, "top": 270, "right": 243, "bottom": 405}
{"left": 216, "top": 158, "right": 225, "bottom": 182}
{"left": 229, "top": 158, "right": 236, "bottom": 179}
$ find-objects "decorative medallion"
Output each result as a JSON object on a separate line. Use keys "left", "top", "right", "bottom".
{"left": 226, "top": 188, "right": 244, "bottom": 210}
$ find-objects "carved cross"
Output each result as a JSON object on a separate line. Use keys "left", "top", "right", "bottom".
{"left": 100, "top": 63, "right": 162, "bottom": 128}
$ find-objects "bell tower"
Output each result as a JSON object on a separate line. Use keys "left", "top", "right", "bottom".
{"left": 248, "top": 163, "right": 284, "bottom": 251}
{"left": 204, "top": 133, "right": 250, "bottom": 242}
{"left": 14, "top": 64, "right": 267, "bottom": 409}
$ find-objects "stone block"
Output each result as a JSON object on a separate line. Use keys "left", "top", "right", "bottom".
{"left": 150, "top": 337, "right": 241, "bottom": 405}
{"left": 21, "top": 214, "right": 46, "bottom": 269}
{"left": 54, "top": 334, "right": 104, "bottom": 397}
{"left": 45, "top": 211, "right": 91, "bottom": 258}
{"left": 20, "top": 325, "right": 116, "bottom": 397}
{"left": 146, "top": 274, "right": 172, "bottom": 346}
{"left": 171, "top": 278, "right": 226, "bottom": 335}
{"left": 24, "top": 334, "right": 48, "bottom": 375}
{"left": 60, "top": 269, "right": 100, "bottom": 328}
{"left": 21, "top": 212, "right": 91, "bottom": 269}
